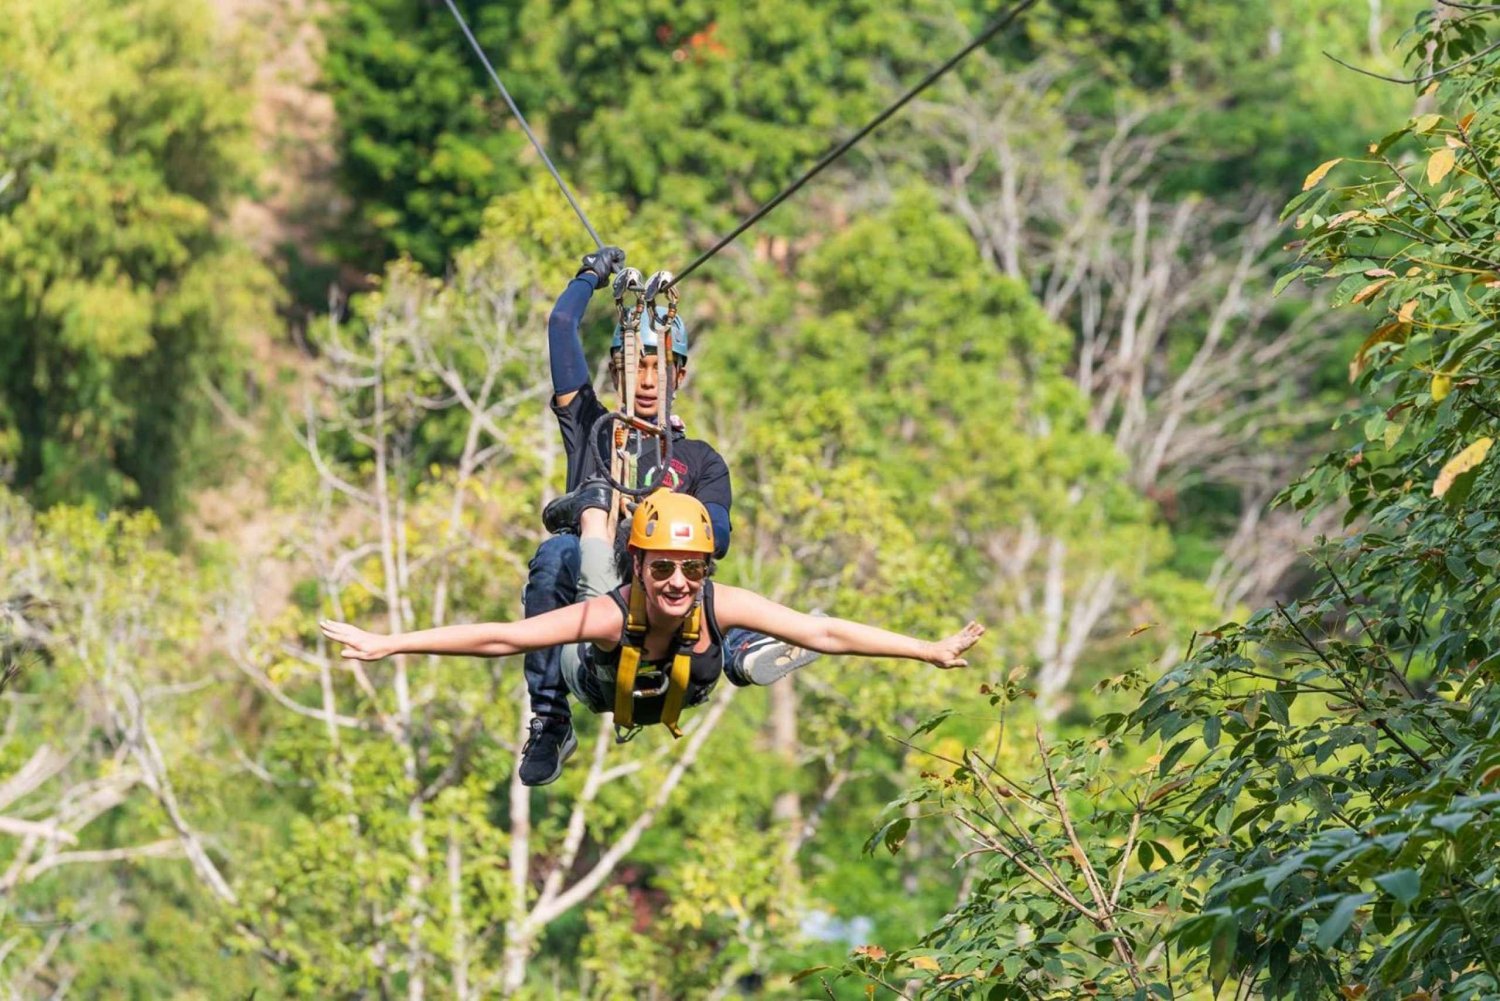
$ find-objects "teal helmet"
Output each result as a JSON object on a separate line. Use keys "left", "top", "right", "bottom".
{"left": 612, "top": 307, "right": 689, "bottom": 361}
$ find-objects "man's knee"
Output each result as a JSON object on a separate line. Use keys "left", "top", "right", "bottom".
{"left": 525, "top": 534, "right": 581, "bottom": 613}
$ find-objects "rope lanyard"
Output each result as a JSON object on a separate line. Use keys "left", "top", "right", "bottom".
{"left": 668, "top": 0, "right": 1043, "bottom": 289}
{"left": 442, "top": 0, "right": 604, "bottom": 249}
{"left": 588, "top": 269, "right": 680, "bottom": 503}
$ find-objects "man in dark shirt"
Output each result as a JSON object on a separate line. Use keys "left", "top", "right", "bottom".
{"left": 523, "top": 247, "right": 806, "bottom": 785}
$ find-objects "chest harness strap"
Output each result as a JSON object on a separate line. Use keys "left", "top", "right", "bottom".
{"left": 612, "top": 584, "right": 702, "bottom": 741}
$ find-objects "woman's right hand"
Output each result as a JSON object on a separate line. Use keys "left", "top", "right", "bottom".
{"left": 320, "top": 619, "right": 393, "bottom": 662}
{"left": 926, "top": 620, "right": 986, "bottom": 669}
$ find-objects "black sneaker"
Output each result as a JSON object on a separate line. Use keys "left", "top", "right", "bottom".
{"left": 519, "top": 715, "right": 577, "bottom": 786}
{"left": 542, "top": 478, "right": 613, "bottom": 535}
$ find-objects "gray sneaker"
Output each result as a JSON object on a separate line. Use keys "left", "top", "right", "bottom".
{"left": 740, "top": 632, "right": 822, "bottom": 686}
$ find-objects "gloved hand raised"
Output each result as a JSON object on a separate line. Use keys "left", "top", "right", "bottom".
{"left": 577, "top": 246, "right": 626, "bottom": 284}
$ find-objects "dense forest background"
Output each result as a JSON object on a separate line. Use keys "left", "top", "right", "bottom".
{"left": 4, "top": 0, "right": 1500, "bottom": 997}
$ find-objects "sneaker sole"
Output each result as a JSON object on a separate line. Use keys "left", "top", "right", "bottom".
{"left": 522, "top": 728, "right": 579, "bottom": 787}
{"left": 744, "top": 646, "right": 821, "bottom": 686}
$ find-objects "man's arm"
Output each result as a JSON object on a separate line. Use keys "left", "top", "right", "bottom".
{"left": 549, "top": 274, "right": 598, "bottom": 407}
{"left": 691, "top": 447, "right": 733, "bottom": 559}
{"left": 550, "top": 247, "right": 626, "bottom": 407}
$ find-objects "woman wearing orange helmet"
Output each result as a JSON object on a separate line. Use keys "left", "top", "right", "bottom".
{"left": 320, "top": 490, "right": 984, "bottom": 759}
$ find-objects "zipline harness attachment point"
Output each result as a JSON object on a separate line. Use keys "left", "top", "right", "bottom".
{"left": 588, "top": 266, "right": 680, "bottom": 511}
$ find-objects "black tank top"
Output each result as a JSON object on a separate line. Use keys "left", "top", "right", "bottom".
{"left": 578, "top": 582, "right": 725, "bottom": 724}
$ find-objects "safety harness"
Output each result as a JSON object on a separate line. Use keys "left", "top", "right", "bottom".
{"left": 612, "top": 583, "right": 702, "bottom": 741}
{"left": 576, "top": 268, "right": 698, "bottom": 742}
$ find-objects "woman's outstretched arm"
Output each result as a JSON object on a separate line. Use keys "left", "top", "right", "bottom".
{"left": 320, "top": 595, "right": 623, "bottom": 662}
{"left": 712, "top": 585, "right": 984, "bottom": 668}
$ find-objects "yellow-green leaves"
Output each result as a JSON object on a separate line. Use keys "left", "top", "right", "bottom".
{"left": 1431, "top": 373, "right": 1453, "bottom": 402}
{"left": 1349, "top": 322, "right": 1409, "bottom": 381}
{"left": 1303, "top": 158, "right": 1343, "bottom": 191}
{"left": 1351, "top": 278, "right": 1391, "bottom": 304}
{"left": 1434, "top": 437, "right": 1492, "bottom": 497}
{"left": 1427, "top": 147, "right": 1456, "bottom": 186}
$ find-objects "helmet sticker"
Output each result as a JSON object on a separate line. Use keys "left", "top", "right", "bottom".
{"left": 670, "top": 522, "right": 695, "bottom": 543}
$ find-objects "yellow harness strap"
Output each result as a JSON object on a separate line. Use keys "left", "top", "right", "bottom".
{"left": 612, "top": 584, "right": 702, "bottom": 739}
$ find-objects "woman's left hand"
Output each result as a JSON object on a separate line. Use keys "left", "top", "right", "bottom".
{"left": 926, "top": 620, "right": 986, "bottom": 669}
{"left": 320, "top": 619, "right": 392, "bottom": 662}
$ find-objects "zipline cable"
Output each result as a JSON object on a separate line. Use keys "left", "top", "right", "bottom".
{"left": 442, "top": 0, "right": 603, "bottom": 249}
{"left": 668, "top": 0, "right": 1043, "bottom": 288}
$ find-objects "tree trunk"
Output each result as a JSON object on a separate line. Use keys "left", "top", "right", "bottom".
{"left": 771, "top": 677, "right": 801, "bottom": 884}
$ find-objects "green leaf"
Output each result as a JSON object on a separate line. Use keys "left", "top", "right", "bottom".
{"left": 790, "top": 966, "right": 831, "bottom": 984}
{"left": 883, "top": 817, "right": 911, "bottom": 856}
{"left": 1315, "top": 894, "right": 1371, "bottom": 949}
{"left": 1264, "top": 692, "right": 1290, "bottom": 726}
{"left": 1431, "top": 811, "right": 1474, "bottom": 833}
{"left": 1370, "top": 126, "right": 1411, "bottom": 155}
{"left": 1273, "top": 264, "right": 1323, "bottom": 296}
{"left": 1158, "top": 738, "right": 1194, "bottom": 777}
{"left": 1374, "top": 868, "right": 1421, "bottom": 907}
{"left": 1208, "top": 914, "right": 1236, "bottom": 992}
{"left": 910, "top": 709, "right": 953, "bottom": 737}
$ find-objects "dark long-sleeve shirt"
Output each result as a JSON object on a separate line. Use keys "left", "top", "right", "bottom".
{"left": 545, "top": 276, "right": 733, "bottom": 558}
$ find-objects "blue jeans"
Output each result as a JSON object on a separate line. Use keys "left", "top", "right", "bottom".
{"left": 522, "top": 535, "right": 581, "bottom": 720}
{"left": 722, "top": 628, "right": 758, "bottom": 687}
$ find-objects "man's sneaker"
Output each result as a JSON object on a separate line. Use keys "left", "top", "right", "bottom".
{"left": 519, "top": 715, "right": 577, "bottom": 787}
{"left": 739, "top": 633, "right": 822, "bottom": 687}
{"left": 542, "top": 478, "right": 613, "bottom": 535}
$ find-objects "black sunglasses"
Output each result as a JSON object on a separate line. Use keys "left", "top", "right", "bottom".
{"left": 645, "top": 558, "right": 710, "bottom": 583}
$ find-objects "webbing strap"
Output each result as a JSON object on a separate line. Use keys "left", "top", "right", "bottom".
{"left": 613, "top": 643, "right": 644, "bottom": 730}
{"left": 612, "top": 585, "right": 701, "bottom": 739}
{"left": 612, "top": 586, "right": 651, "bottom": 729}
{"left": 659, "top": 603, "right": 701, "bottom": 738}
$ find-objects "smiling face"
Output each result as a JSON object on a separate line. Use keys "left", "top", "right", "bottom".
{"left": 611, "top": 350, "right": 688, "bottom": 420}
{"left": 633, "top": 547, "right": 708, "bottom": 620}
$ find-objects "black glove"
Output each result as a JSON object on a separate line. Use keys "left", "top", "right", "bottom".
{"left": 577, "top": 246, "right": 626, "bottom": 284}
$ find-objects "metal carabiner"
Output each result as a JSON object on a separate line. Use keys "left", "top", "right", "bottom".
{"left": 643, "top": 270, "right": 678, "bottom": 325}
{"left": 630, "top": 671, "right": 671, "bottom": 698}
{"left": 613, "top": 267, "right": 646, "bottom": 330}
{"left": 614, "top": 267, "right": 645, "bottom": 298}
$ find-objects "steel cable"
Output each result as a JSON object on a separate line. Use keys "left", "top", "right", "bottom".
{"left": 443, "top": 0, "right": 604, "bottom": 248}
{"left": 667, "top": 0, "right": 1043, "bottom": 288}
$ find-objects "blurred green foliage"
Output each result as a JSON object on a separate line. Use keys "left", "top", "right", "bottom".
{"left": 0, "top": 0, "right": 280, "bottom": 525}
{"left": 0, "top": 0, "right": 1475, "bottom": 997}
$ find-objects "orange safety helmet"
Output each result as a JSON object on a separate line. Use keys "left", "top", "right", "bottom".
{"left": 628, "top": 489, "right": 715, "bottom": 555}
